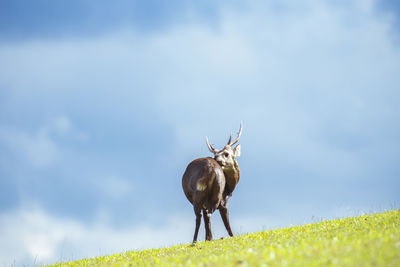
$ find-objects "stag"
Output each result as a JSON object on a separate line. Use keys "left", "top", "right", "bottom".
{"left": 182, "top": 124, "right": 242, "bottom": 243}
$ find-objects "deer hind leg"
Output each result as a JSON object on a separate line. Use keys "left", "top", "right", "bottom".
{"left": 192, "top": 204, "right": 202, "bottom": 243}
{"left": 219, "top": 206, "right": 233, "bottom": 237}
{"left": 203, "top": 209, "right": 213, "bottom": 241}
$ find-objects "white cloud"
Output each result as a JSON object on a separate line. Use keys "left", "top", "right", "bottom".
{"left": 49, "top": 116, "right": 89, "bottom": 142}
{"left": 93, "top": 175, "right": 134, "bottom": 200}
{"left": 0, "top": 207, "right": 191, "bottom": 266}
{"left": 0, "top": 126, "right": 59, "bottom": 168}
{"left": 0, "top": 116, "right": 89, "bottom": 169}
{"left": 39, "top": 115, "right": 89, "bottom": 143}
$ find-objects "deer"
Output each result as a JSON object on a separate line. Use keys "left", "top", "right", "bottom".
{"left": 182, "top": 123, "right": 242, "bottom": 243}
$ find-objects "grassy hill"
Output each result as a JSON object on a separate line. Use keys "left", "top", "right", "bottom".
{"left": 50, "top": 210, "right": 399, "bottom": 266}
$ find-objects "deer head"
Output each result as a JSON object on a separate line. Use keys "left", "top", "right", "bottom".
{"left": 206, "top": 123, "right": 242, "bottom": 170}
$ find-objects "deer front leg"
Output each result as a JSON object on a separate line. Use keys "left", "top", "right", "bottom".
{"left": 219, "top": 206, "right": 233, "bottom": 237}
{"left": 203, "top": 209, "right": 213, "bottom": 241}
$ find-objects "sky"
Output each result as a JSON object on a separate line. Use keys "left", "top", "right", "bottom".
{"left": 0, "top": 0, "right": 399, "bottom": 265}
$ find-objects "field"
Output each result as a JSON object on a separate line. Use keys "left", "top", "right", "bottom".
{"left": 49, "top": 210, "right": 399, "bottom": 266}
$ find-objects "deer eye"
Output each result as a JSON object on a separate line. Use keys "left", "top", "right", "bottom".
{"left": 224, "top": 153, "right": 229, "bottom": 157}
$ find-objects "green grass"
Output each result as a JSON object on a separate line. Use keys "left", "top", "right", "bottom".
{"left": 49, "top": 210, "right": 399, "bottom": 266}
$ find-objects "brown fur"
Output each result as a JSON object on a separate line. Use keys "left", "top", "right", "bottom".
{"left": 182, "top": 124, "right": 242, "bottom": 243}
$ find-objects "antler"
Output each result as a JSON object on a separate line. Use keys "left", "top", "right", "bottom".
{"left": 227, "top": 133, "right": 232, "bottom": 145}
{"left": 206, "top": 136, "right": 219, "bottom": 153}
{"left": 227, "top": 122, "right": 242, "bottom": 146}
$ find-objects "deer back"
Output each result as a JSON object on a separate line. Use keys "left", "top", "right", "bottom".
{"left": 182, "top": 157, "right": 225, "bottom": 212}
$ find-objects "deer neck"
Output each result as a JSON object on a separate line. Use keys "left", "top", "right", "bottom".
{"left": 222, "top": 160, "right": 240, "bottom": 195}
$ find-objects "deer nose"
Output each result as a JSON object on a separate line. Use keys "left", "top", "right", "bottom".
{"left": 216, "top": 160, "right": 224, "bottom": 166}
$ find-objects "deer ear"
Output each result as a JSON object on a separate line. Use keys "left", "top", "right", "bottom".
{"left": 233, "top": 144, "right": 241, "bottom": 157}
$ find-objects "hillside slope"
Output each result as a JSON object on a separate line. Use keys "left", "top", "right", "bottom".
{"left": 50, "top": 210, "right": 399, "bottom": 266}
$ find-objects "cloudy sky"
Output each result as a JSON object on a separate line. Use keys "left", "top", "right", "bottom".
{"left": 1, "top": 0, "right": 399, "bottom": 265}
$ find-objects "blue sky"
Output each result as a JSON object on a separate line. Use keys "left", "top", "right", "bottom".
{"left": 1, "top": 0, "right": 400, "bottom": 265}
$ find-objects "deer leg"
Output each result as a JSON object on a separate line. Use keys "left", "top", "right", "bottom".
{"left": 192, "top": 205, "right": 202, "bottom": 243}
{"left": 219, "top": 206, "right": 233, "bottom": 237}
{"left": 203, "top": 209, "right": 213, "bottom": 241}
